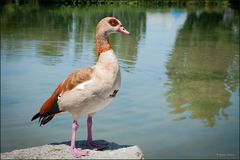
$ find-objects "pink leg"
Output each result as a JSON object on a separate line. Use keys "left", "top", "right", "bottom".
{"left": 87, "top": 115, "right": 107, "bottom": 150}
{"left": 70, "top": 120, "right": 86, "bottom": 157}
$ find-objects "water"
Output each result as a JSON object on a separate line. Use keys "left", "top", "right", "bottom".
{"left": 1, "top": 3, "right": 239, "bottom": 159}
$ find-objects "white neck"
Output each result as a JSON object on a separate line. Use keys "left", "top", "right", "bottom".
{"left": 94, "top": 50, "right": 120, "bottom": 82}
{"left": 97, "top": 50, "right": 118, "bottom": 65}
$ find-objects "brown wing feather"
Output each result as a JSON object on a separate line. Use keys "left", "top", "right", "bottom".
{"left": 39, "top": 83, "right": 62, "bottom": 114}
{"left": 32, "top": 67, "right": 93, "bottom": 125}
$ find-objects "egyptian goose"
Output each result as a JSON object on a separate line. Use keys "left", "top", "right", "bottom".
{"left": 31, "top": 17, "right": 130, "bottom": 157}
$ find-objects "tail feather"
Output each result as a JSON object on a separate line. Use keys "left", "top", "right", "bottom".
{"left": 31, "top": 113, "right": 41, "bottom": 121}
{"left": 31, "top": 112, "right": 60, "bottom": 126}
{"left": 40, "top": 115, "right": 55, "bottom": 126}
{"left": 31, "top": 95, "right": 62, "bottom": 126}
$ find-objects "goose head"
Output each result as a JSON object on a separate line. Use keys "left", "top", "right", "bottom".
{"left": 96, "top": 17, "right": 130, "bottom": 36}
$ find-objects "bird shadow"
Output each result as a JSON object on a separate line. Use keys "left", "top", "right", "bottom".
{"left": 50, "top": 140, "right": 133, "bottom": 151}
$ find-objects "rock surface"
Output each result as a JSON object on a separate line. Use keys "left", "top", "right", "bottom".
{"left": 0, "top": 140, "right": 144, "bottom": 159}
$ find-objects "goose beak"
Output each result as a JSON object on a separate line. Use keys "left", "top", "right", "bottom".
{"left": 117, "top": 26, "right": 130, "bottom": 35}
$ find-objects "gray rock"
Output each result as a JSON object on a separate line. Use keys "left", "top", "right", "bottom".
{"left": 1, "top": 140, "right": 144, "bottom": 159}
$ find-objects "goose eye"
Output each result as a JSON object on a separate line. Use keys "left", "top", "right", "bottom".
{"left": 108, "top": 19, "right": 119, "bottom": 27}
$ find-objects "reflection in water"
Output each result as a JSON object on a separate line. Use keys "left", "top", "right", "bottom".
{"left": 1, "top": 4, "right": 146, "bottom": 70}
{"left": 166, "top": 8, "right": 239, "bottom": 127}
{"left": 37, "top": 43, "right": 64, "bottom": 65}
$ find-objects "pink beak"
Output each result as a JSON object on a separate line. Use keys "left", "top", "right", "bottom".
{"left": 117, "top": 26, "right": 130, "bottom": 35}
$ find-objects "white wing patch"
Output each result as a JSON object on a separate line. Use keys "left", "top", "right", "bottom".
{"left": 76, "top": 80, "right": 92, "bottom": 90}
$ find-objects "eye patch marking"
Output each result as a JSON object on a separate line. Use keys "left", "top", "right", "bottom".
{"left": 108, "top": 19, "right": 119, "bottom": 27}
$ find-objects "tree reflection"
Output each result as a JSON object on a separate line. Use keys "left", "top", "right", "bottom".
{"left": 1, "top": 4, "right": 146, "bottom": 69}
{"left": 165, "top": 8, "right": 239, "bottom": 127}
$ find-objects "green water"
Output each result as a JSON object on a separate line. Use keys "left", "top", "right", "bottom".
{"left": 1, "top": 3, "right": 239, "bottom": 159}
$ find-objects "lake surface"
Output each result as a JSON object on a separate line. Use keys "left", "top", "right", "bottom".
{"left": 1, "top": 3, "right": 239, "bottom": 159}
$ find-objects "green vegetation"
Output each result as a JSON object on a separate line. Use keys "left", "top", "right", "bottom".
{"left": 1, "top": 0, "right": 237, "bottom": 8}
